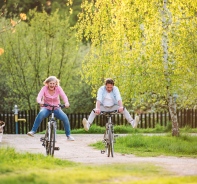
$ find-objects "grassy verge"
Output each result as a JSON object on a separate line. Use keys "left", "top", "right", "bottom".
{"left": 41, "top": 124, "right": 197, "bottom": 158}
{"left": 0, "top": 148, "right": 197, "bottom": 184}
{"left": 91, "top": 133, "right": 197, "bottom": 157}
{"left": 55, "top": 123, "right": 197, "bottom": 135}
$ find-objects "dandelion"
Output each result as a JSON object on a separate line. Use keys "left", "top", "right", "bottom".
{"left": 20, "top": 13, "right": 27, "bottom": 21}
{"left": 10, "top": 19, "right": 16, "bottom": 27}
{"left": 0, "top": 48, "right": 4, "bottom": 56}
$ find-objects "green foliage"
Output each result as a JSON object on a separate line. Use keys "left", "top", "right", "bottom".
{"left": 0, "top": 9, "right": 94, "bottom": 112}
{"left": 180, "top": 126, "right": 197, "bottom": 133}
{"left": 0, "top": 72, "right": 13, "bottom": 111}
{"left": 0, "top": 0, "right": 82, "bottom": 26}
{"left": 1, "top": 0, "right": 49, "bottom": 17}
{"left": 75, "top": 0, "right": 197, "bottom": 111}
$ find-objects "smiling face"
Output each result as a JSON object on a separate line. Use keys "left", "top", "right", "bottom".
{"left": 105, "top": 78, "right": 114, "bottom": 92}
{"left": 105, "top": 83, "right": 114, "bottom": 92}
{"left": 47, "top": 80, "right": 57, "bottom": 91}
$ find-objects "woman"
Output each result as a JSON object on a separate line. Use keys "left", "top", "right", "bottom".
{"left": 27, "top": 76, "right": 74, "bottom": 141}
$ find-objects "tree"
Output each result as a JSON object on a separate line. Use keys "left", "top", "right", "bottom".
{"left": 0, "top": 13, "right": 27, "bottom": 111}
{"left": 75, "top": 0, "right": 197, "bottom": 136}
{"left": 1, "top": 0, "right": 48, "bottom": 17}
{"left": 0, "top": 0, "right": 83, "bottom": 26}
{"left": 0, "top": 10, "right": 82, "bottom": 111}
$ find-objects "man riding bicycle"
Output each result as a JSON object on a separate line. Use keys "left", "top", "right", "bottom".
{"left": 82, "top": 78, "right": 139, "bottom": 130}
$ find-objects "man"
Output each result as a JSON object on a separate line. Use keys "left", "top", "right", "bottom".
{"left": 82, "top": 78, "right": 139, "bottom": 131}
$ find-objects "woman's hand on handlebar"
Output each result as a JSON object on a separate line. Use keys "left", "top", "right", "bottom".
{"left": 39, "top": 102, "right": 44, "bottom": 107}
{"left": 64, "top": 103, "right": 69, "bottom": 108}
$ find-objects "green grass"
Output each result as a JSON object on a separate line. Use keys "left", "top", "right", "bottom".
{"left": 55, "top": 123, "right": 197, "bottom": 134}
{"left": 91, "top": 133, "right": 197, "bottom": 157}
{"left": 56, "top": 123, "right": 171, "bottom": 134}
{"left": 0, "top": 148, "right": 197, "bottom": 184}
{"left": 23, "top": 124, "right": 197, "bottom": 183}
{"left": 41, "top": 123, "right": 197, "bottom": 158}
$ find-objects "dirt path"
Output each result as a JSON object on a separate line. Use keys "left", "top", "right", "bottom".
{"left": 1, "top": 134, "right": 197, "bottom": 176}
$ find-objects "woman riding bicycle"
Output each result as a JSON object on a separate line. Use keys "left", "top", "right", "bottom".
{"left": 27, "top": 76, "right": 74, "bottom": 141}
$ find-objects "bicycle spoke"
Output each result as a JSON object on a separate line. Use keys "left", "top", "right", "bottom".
{"left": 108, "top": 125, "right": 114, "bottom": 157}
{"left": 49, "top": 123, "right": 55, "bottom": 156}
{"left": 45, "top": 129, "right": 50, "bottom": 155}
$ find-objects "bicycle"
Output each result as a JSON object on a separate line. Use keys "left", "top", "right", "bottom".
{"left": 40, "top": 104, "right": 65, "bottom": 156}
{"left": 100, "top": 110, "right": 119, "bottom": 157}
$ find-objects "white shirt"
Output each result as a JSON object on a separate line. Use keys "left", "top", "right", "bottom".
{"left": 103, "top": 92, "right": 114, "bottom": 107}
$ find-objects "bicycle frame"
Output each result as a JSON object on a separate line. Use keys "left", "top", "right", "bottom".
{"left": 47, "top": 110, "right": 57, "bottom": 144}
{"left": 40, "top": 104, "right": 65, "bottom": 156}
{"left": 100, "top": 110, "right": 119, "bottom": 157}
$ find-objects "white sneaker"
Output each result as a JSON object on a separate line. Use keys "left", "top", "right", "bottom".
{"left": 27, "top": 131, "right": 35, "bottom": 137}
{"left": 82, "top": 118, "right": 90, "bottom": 131}
{"left": 67, "top": 135, "right": 75, "bottom": 141}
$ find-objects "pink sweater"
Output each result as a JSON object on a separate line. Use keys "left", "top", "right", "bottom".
{"left": 37, "top": 86, "right": 69, "bottom": 109}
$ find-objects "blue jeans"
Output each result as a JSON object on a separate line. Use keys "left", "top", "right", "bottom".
{"left": 31, "top": 107, "right": 71, "bottom": 136}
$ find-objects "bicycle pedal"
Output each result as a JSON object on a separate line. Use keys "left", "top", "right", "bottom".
{"left": 42, "top": 143, "right": 45, "bottom": 147}
{"left": 54, "top": 147, "right": 60, "bottom": 150}
{"left": 101, "top": 150, "right": 105, "bottom": 154}
{"left": 40, "top": 137, "right": 45, "bottom": 142}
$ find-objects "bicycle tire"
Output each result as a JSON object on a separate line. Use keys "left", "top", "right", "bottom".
{"left": 106, "top": 130, "right": 110, "bottom": 157}
{"left": 108, "top": 124, "right": 114, "bottom": 157}
{"left": 45, "top": 125, "right": 50, "bottom": 155}
{"left": 49, "top": 122, "right": 56, "bottom": 156}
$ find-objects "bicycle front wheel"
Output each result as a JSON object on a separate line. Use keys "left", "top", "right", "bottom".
{"left": 45, "top": 127, "right": 50, "bottom": 155}
{"left": 108, "top": 124, "right": 114, "bottom": 157}
{"left": 49, "top": 122, "right": 56, "bottom": 156}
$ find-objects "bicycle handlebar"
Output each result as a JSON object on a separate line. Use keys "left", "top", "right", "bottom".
{"left": 100, "top": 110, "right": 119, "bottom": 115}
{"left": 42, "top": 104, "right": 65, "bottom": 109}
{"left": 93, "top": 109, "right": 119, "bottom": 115}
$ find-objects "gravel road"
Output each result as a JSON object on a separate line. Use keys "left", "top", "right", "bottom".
{"left": 1, "top": 134, "right": 197, "bottom": 176}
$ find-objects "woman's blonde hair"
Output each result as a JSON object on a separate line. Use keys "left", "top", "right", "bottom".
{"left": 43, "top": 76, "right": 60, "bottom": 86}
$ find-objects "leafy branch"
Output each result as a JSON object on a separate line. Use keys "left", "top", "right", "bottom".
{"left": 0, "top": 13, "right": 27, "bottom": 34}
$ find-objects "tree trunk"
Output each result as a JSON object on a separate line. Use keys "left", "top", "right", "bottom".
{"left": 168, "top": 95, "right": 179, "bottom": 136}
{"left": 161, "top": 0, "right": 179, "bottom": 136}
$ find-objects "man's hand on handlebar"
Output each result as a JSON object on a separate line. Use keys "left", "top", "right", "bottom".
{"left": 94, "top": 109, "right": 100, "bottom": 115}
{"left": 118, "top": 106, "right": 124, "bottom": 113}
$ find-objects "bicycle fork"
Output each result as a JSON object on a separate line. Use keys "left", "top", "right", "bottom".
{"left": 40, "top": 122, "right": 59, "bottom": 151}
{"left": 101, "top": 124, "right": 110, "bottom": 154}
{"left": 40, "top": 121, "right": 51, "bottom": 147}
{"left": 53, "top": 123, "right": 60, "bottom": 151}
{"left": 101, "top": 120, "right": 118, "bottom": 154}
